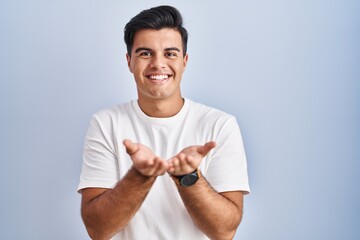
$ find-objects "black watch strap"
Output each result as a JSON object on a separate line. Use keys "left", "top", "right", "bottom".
{"left": 171, "top": 169, "right": 200, "bottom": 187}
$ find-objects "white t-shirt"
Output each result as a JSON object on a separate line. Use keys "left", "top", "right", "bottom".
{"left": 78, "top": 98, "right": 250, "bottom": 240}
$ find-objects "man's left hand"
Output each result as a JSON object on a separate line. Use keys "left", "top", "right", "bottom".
{"left": 167, "top": 142, "right": 216, "bottom": 175}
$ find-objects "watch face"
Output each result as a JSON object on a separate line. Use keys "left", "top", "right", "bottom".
{"left": 180, "top": 172, "right": 199, "bottom": 186}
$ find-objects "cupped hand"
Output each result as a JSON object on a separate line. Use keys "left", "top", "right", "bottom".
{"left": 123, "top": 139, "right": 168, "bottom": 177}
{"left": 167, "top": 141, "right": 216, "bottom": 176}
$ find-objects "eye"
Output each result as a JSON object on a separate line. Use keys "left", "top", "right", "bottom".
{"left": 139, "top": 51, "right": 152, "bottom": 58}
{"left": 165, "top": 52, "right": 178, "bottom": 58}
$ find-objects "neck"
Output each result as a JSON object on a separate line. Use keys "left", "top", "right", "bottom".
{"left": 138, "top": 96, "right": 184, "bottom": 118}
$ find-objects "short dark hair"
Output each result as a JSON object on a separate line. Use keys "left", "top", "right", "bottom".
{"left": 124, "top": 5, "right": 188, "bottom": 57}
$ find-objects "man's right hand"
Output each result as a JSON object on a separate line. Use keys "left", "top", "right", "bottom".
{"left": 123, "top": 139, "right": 168, "bottom": 177}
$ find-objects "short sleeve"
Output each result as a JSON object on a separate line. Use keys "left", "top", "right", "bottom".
{"left": 205, "top": 117, "right": 250, "bottom": 194}
{"left": 77, "top": 114, "right": 119, "bottom": 192}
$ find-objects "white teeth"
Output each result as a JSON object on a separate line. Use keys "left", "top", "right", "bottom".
{"left": 149, "top": 75, "right": 169, "bottom": 80}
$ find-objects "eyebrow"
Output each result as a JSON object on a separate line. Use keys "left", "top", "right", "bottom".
{"left": 164, "top": 47, "right": 181, "bottom": 52}
{"left": 134, "top": 47, "right": 181, "bottom": 53}
{"left": 135, "top": 47, "right": 152, "bottom": 53}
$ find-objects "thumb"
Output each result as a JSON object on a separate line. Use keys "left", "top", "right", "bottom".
{"left": 123, "top": 139, "right": 138, "bottom": 155}
{"left": 198, "top": 141, "right": 216, "bottom": 156}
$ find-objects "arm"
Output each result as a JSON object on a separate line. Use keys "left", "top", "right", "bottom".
{"left": 168, "top": 143, "right": 244, "bottom": 240}
{"left": 177, "top": 176, "right": 244, "bottom": 240}
{"left": 81, "top": 140, "right": 168, "bottom": 240}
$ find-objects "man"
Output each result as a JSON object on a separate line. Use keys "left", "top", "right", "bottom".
{"left": 78, "top": 5, "right": 250, "bottom": 240}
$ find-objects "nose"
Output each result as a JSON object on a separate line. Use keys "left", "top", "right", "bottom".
{"left": 149, "top": 54, "right": 166, "bottom": 69}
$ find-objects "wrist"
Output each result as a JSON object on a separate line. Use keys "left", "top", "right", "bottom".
{"left": 129, "top": 166, "right": 156, "bottom": 182}
{"left": 170, "top": 169, "right": 200, "bottom": 187}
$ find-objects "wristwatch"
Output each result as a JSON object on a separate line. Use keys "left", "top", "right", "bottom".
{"left": 171, "top": 169, "right": 200, "bottom": 187}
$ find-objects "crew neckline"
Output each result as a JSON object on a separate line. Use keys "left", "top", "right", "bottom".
{"left": 131, "top": 98, "right": 191, "bottom": 125}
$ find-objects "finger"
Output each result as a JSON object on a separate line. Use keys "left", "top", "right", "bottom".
{"left": 123, "top": 139, "right": 138, "bottom": 155}
{"left": 138, "top": 158, "right": 154, "bottom": 168}
{"left": 180, "top": 156, "right": 197, "bottom": 173}
{"left": 136, "top": 157, "right": 156, "bottom": 176}
{"left": 167, "top": 163, "right": 175, "bottom": 174}
{"left": 176, "top": 156, "right": 190, "bottom": 174}
{"left": 150, "top": 157, "right": 166, "bottom": 176}
{"left": 167, "top": 158, "right": 174, "bottom": 173}
{"left": 172, "top": 158, "right": 180, "bottom": 171}
{"left": 167, "top": 157, "right": 179, "bottom": 173}
{"left": 185, "top": 155, "right": 197, "bottom": 167}
{"left": 198, "top": 141, "right": 216, "bottom": 156}
{"left": 154, "top": 158, "right": 168, "bottom": 175}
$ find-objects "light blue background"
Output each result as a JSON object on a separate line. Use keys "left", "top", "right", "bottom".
{"left": 1, "top": 0, "right": 359, "bottom": 239}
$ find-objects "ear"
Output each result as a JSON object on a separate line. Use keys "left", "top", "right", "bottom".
{"left": 126, "top": 53, "right": 133, "bottom": 73}
{"left": 183, "top": 54, "right": 189, "bottom": 70}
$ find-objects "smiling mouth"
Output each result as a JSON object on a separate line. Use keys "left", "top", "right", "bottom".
{"left": 147, "top": 74, "right": 172, "bottom": 81}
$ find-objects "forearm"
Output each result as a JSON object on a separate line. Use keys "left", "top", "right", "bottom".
{"left": 81, "top": 167, "right": 156, "bottom": 239}
{"left": 177, "top": 174, "right": 243, "bottom": 240}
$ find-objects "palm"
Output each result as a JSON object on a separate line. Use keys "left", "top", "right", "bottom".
{"left": 168, "top": 142, "right": 216, "bottom": 176}
{"left": 123, "top": 140, "right": 168, "bottom": 176}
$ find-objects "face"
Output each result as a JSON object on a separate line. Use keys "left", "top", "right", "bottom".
{"left": 126, "top": 28, "right": 188, "bottom": 102}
